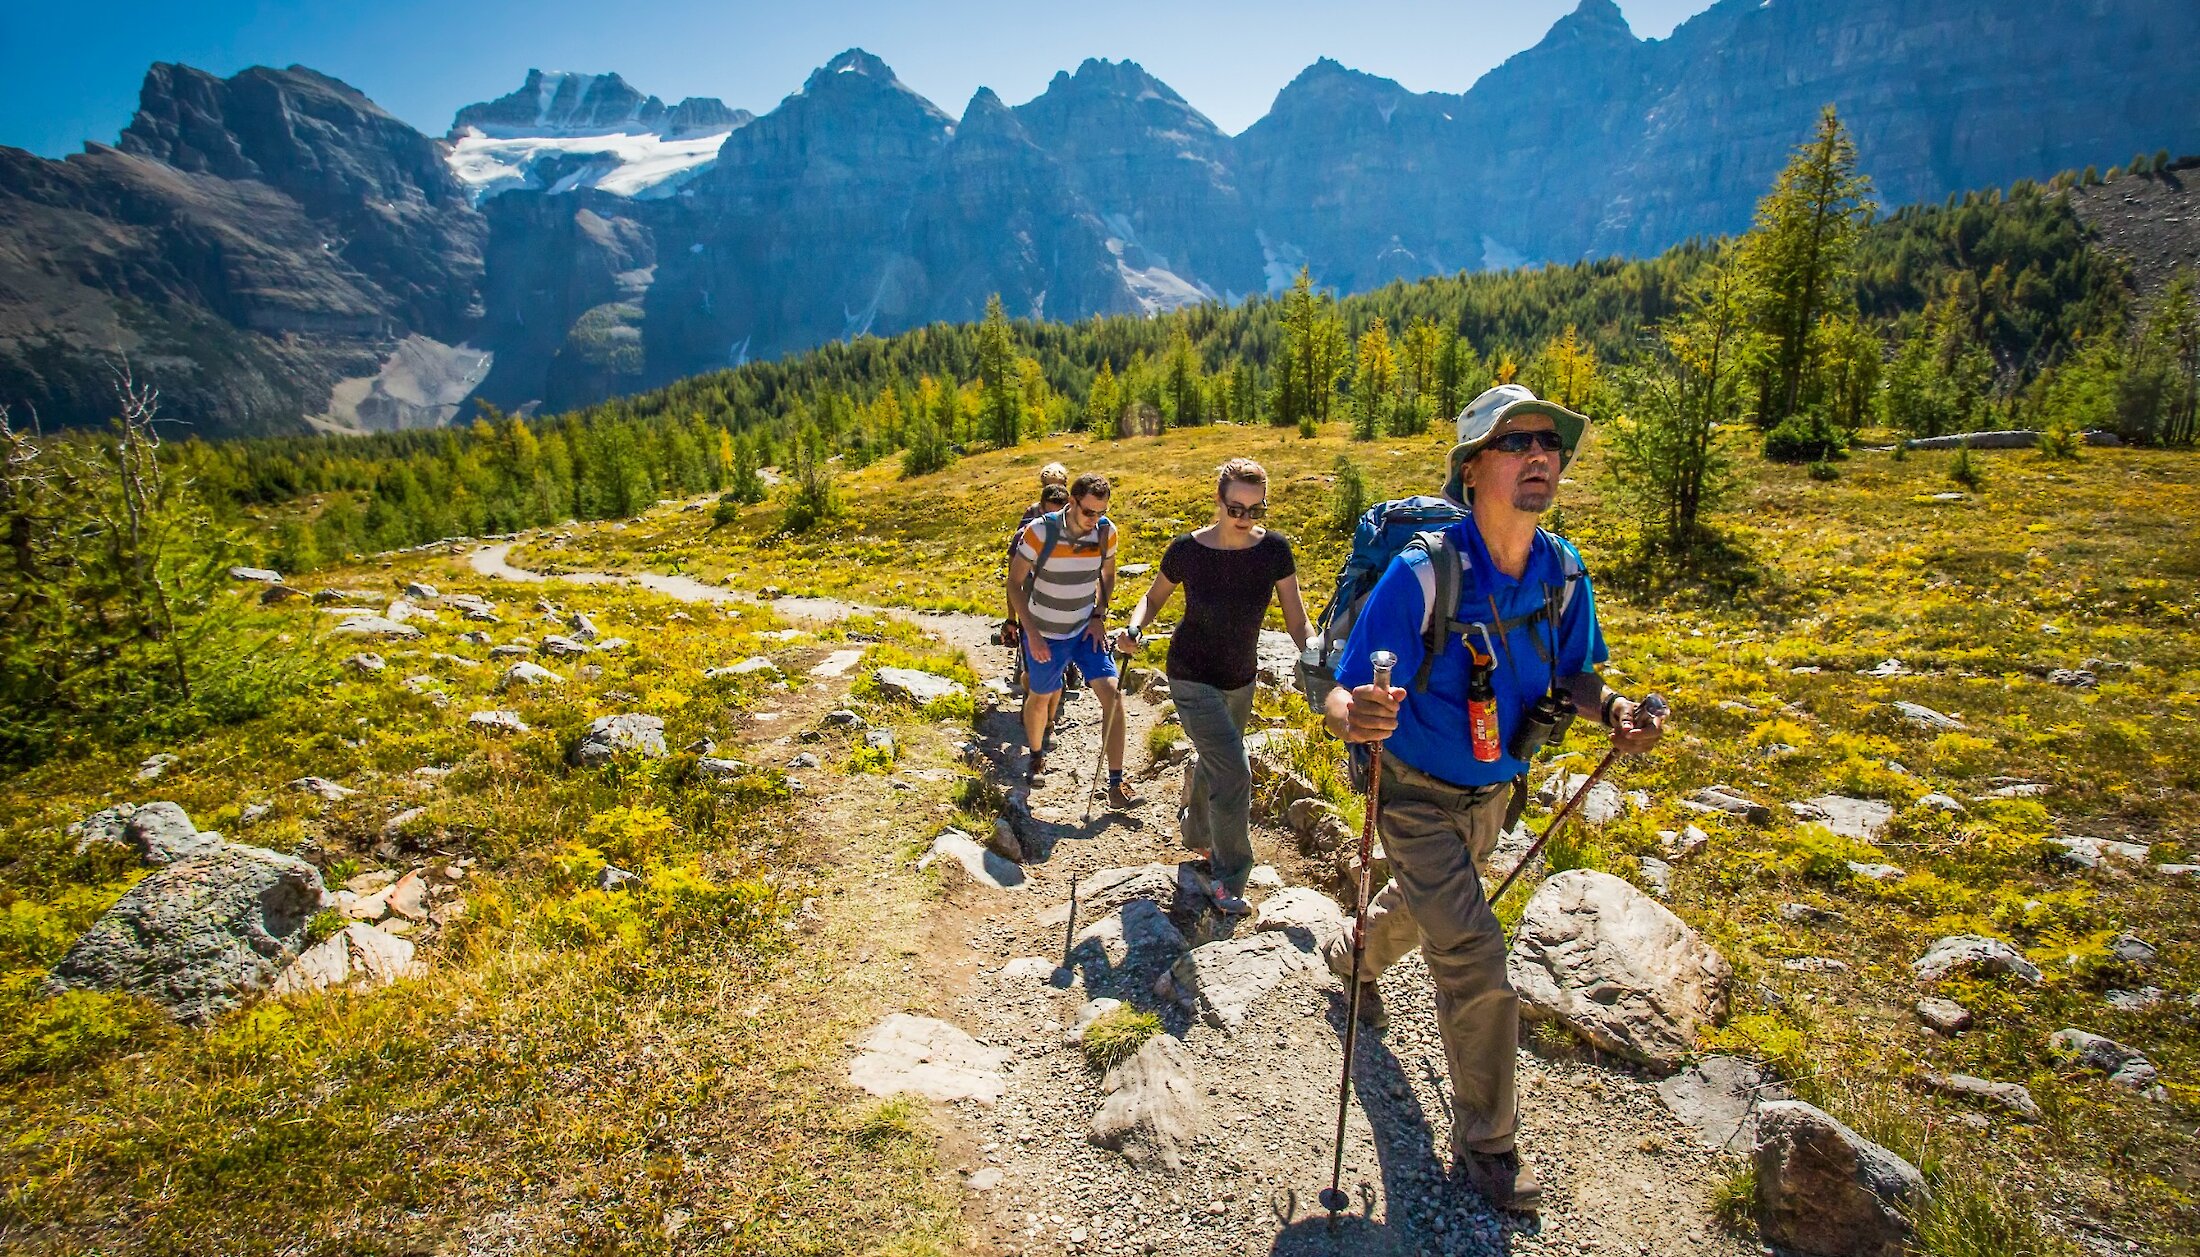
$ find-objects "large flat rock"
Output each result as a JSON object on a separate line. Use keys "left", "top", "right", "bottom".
{"left": 848, "top": 1013, "right": 1009, "bottom": 1105}
{"left": 1164, "top": 931, "right": 1321, "bottom": 1030}
{"left": 1089, "top": 1033, "right": 1202, "bottom": 1171}
{"left": 1507, "top": 868, "right": 1732, "bottom": 1068}
{"left": 48, "top": 842, "right": 328, "bottom": 1024}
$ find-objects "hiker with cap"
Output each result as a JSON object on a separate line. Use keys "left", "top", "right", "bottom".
{"left": 1007, "top": 472, "right": 1137, "bottom": 807}
{"left": 1321, "top": 383, "right": 1668, "bottom": 1214}
{"left": 1115, "top": 458, "right": 1311, "bottom": 915}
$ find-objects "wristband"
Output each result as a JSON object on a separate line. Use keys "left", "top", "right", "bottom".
{"left": 1600, "top": 690, "right": 1626, "bottom": 726}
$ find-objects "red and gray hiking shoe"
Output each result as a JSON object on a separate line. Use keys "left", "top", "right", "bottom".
{"left": 1106, "top": 779, "right": 1140, "bottom": 810}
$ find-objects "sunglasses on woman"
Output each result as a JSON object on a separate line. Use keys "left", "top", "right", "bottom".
{"left": 1485, "top": 429, "right": 1567, "bottom": 454}
{"left": 1222, "top": 500, "right": 1268, "bottom": 520}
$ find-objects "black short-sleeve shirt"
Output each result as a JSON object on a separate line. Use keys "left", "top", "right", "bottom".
{"left": 1159, "top": 530, "right": 1296, "bottom": 690}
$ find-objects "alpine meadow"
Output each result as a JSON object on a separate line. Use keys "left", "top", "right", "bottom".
{"left": 3, "top": 10, "right": 2199, "bottom": 1257}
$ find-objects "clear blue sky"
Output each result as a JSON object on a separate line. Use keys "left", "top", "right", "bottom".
{"left": 1, "top": 0, "right": 1714, "bottom": 158}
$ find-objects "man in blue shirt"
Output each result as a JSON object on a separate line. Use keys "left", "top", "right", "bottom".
{"left": 1322, "top": 384, "right": 1667, "bottom": 1215}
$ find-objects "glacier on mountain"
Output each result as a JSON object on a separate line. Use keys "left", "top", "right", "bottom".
{"left": 446, "top": 129, "right": 735, "bottom": 204}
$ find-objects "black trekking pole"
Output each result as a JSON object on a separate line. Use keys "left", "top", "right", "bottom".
{"left": 1486, "top": 694, "right": 1668, "bottom": 908}
{"left": 1082, "top": 644, "right": 1133, "bottom": 824}
{"left": 1321, "top": 649, "right": 1396, "bottom": 1219}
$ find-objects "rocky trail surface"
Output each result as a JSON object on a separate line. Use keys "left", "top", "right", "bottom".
{"left": 469, "top": 545, "right": 1758, "bottom": 1256}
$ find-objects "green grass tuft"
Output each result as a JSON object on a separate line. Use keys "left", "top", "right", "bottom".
{"left": 1079, "top": 1007, "right": 1164, "bottom": 1072}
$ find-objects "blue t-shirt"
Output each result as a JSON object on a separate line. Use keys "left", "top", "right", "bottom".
{"left": 1336, "top": 522, "right": 1608, "bottom": 787}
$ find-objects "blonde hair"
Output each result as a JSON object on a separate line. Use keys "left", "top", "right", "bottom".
{"left": 1038, "top": 462, "right": 1070, "bottom": 487}
{"left": 1216, "top": 457, "right": 1268, "bottom": 494}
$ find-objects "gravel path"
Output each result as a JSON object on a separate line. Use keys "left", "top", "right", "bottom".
{"left": 468, "top": 541, "right": 1753, "bottom": 1256}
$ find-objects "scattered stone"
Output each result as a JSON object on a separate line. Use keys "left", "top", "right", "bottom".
{"left": 1660, "top": 825, "right": 1711, "bottom": 859}
{"left": 1165, "top": 932, "right": 1321, "bottom": 1031}
{"left": 1537, "top": 771, "right": 1627, "bottom": 825}
{"left": 1891, "top": 701, "right": 1963, "bottom": 731}
{"left": 1912, "top": 935, "right": 2042, "bottom": 984}
{"left": 333, "top": 615, "right": 424, "bottom": 640}
{"left": 1780, "top": 902, "right": 1846, "bottom": 926}
{"left": 1682, "top": 786, "right": 1772, "bottom": 824}
{"left": 290, "top": 776, "right": 355, "bottom": 802}
{"left": 1860, "top": 658, "right": 1909, "bottom": 678}
{"left": 1846, "top": 861, "right": 1906, "bottom": 883}
{"left": 1507, "top": 869, "right": 1733, "bottom": 1067}
{"left": 402, "top": 582, "right": 439, "bottom": 600}
{"left": 707, "top": 656, "right": 780, "bottom": 678}
{"left": 1066, "top": 998, "right": 1124, "bottom": 1044}
{"left": 2048, "top": 1028, "right": 2162, "bottom": 1093}
{"left": 1639, "top": 856, "right": 1673, "bottom": 898}
{"left": 47, "top": 842, "right": 327, "bottom": 1024}
{"left": 498, "top": 660, "right": 562, "bottom": 690}
{"left": 468, "top": 709, "right": 530, "bottom": 735}
{"left": 1788, "top": 795, "right": 1896, "bottom": 842}
{"left": 873, "top": 666, "right": 966, "bottom": 706}
{"left": 1783, "top": 956, "right": 1849, "bottom": 973}
{"left": 1919, "top": 1070, "right": 2041, "bottom": 1120}
{"left": 996, "top": 956, "right": 1060, "bottom": 984}
{"left": 2112, "top": 934, "right": 2157, "bottom": 966}
{"left": 568, "top": 714, "right": 668, "bottom": 766}
{"left": 2050, "top": 834, "right": 2151, "bottom": 868}
{"left": 238, "top": 802, "right": 271, "bottom": 827}
{"left": 1916, "top": 997, "right": 1973, "bottom": 1035}
{"left": 1089, "top": 1033, "right": 1203, "bottom": 1171}
{"left": 489, "top": 644, "right": 532, "bottom": 660}
{"left": 810, "top": 649, "right": 866, "bottom": 678}
{"left": 2157, "top": 863, "right": 2200, "bottom": 877}
{"left": 986, "top": 820, "right": 1024, "bottom": 863}
{"left": 824, "top": 709, "right": 866, "bottom": 728}
{"left": 695, "top": 757, "right": 754, "bottom": 782}
{"left": 568, "top": 611, "right": 601, "bottom": 641}
{"left": 596, "top": 864, "right": 641, "bottom": 892}
{"left": 919, "top": 829, "right": 1026, "bottom": 890}
{"left": 1988, "top": 782, "right": 2048, "bottom": 799}
{"left": 1752, "top": 1100, "right": 1925, "bottom": 1257}
{"left": 67, "top": 803, "right": 137, "bottom": 855}
{"left": 136, "top": 753, "right": 180, "bottom": 781}
{"left": 864, "top": 729, "right": 896, "bottom": 755}
{"left": 1252, "top": 887, "right": 1347, "bottom": 957}
{"left": 1916, "top": 792, "right": 1966, "bottom": 815}
{"left": 847, "top": 1013, "right": 1008, "bottom": 1104}
{"left": 1246, "top": 865, "right": 1283, "bottom": 890}
{"left": 118, "top": 801, "right": 224, "bottom": 865}
{"left": 270, "top": 923, "right": 420, "bottom": 996}
{"left": 344, "top": 652, "right": 388, "bottom": 675}
{"left": 787, "top": 751, "right": 820, "bottom": 770}
{"left": 965, "top": 1168, "right": 1004, "bottom": 1192}
{"left": 2105, "top": 987, "right": 2165, "bottom": 1011}
{"left": 1073, "top": 899, "right": 1188, "bottom": 974}
{"left": 2046, "top": 668, "right": 2097, "bottom": 689}
{"left": 228, "top": 566, "right": 283, "bottom": 583}
{"left": 1038, "top": 864, "right": 1181, "bottom": 929}
{"left": 1657, "top": 1055, "right": 1792, "bottom": 1152}
{"left": 383, "top": 871, "right": 429, "bottom": 922}
{"left": 384, "top": 598, "right": 437, "bottom": 625}
{"left": 540, "top": 634, "right": 592, "bottom": 658}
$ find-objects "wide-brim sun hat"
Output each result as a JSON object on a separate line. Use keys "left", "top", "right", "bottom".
{"left": 1442, "top": 384, "right": 1591, "bottom": 503}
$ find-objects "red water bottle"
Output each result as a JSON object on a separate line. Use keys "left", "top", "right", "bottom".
{"left": 1467, "top": 651, "right": 1500, "bottom": 762}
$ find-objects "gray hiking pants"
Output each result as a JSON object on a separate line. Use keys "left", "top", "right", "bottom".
{"left": 1328, "top": 761, "right": 1518, "bottom": 1156}
{"left": 1172, "top": 677, "right": 1257, "bottom": 895}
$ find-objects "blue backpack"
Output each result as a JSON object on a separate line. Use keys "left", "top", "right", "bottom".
{"left": 1294, "top": 496, "right": 1466, "bottom": 704}
{"left": 1295, "top": 495, "right": 1585, "bottom": 704}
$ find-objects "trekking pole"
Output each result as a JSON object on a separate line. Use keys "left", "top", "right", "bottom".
{"left": 1321, "top": 650, "right": 1396, "bottom": 1218}
{"left": 1083, "top": 644, "right": 1132, "bottom": 824}
{"left": 1486, "top": 694, "right": 1668, "bottom": 908}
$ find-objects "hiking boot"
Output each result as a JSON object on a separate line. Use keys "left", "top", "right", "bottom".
{"left": 1210, "top": 886, "right": 1252, "bottom": 916}
{"left": 1354, "top": 980, "right": 1389, "bottom": 1029}
{"left": 1027, "top": 752, "right": 1048, "bottom": 784}
{"left": 1106, "top": 780, "right": 1140, "bottom": 810}
{"left": 1454, "top": 1148, "right": 1542, "bottom": 1215}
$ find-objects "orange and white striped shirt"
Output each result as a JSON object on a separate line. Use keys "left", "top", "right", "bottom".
{"left": 1014, "top": 512, "right": 1117, "bottom": 639}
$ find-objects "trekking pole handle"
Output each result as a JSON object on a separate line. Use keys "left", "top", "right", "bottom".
{"left": 1629, "top": 693, "right": 1670, "bottom": 733}
{"left": 1368, "top": 650, "right": 1396, "bottom": 697}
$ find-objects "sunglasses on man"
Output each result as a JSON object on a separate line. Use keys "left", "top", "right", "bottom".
{"left": 1222, "top": 500, "right": 1268, "bottom": 520}
{"left": 1484, "top": 430, "right": 1567, "bottom": 454}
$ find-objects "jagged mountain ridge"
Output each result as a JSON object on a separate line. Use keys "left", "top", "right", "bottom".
{"left": 3, "top": 0, "right": 2198, "bottom": 435}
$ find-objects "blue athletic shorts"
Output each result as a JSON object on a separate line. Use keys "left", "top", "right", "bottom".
{"left": 1022, "top": 630, "right": 1118, "bottom": 695}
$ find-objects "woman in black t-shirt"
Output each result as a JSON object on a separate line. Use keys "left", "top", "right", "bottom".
{"left": 1114, "top": 458, "right": 1312, "bottom": 914}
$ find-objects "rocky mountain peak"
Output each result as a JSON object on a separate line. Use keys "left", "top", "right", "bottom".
{"left": 1263, "top": 57, "right": 1413, "bottom": 120}
{"left": 956, "top": 87, "right": 1022, "bottom": 137}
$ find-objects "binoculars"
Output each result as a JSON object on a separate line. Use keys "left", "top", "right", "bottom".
{"left": 1508, "top": 688, "right": 1577, "bottom": 762}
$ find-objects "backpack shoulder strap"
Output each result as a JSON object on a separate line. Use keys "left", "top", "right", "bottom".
{"left": 1404, "top": 530, "right": 1462, "bottom": 692}
{"left": 1540, "top": 527, "right": 1588, "bottom": 617}
{"left": 1029, "top": 512, "right": 1065, "bottom": 585}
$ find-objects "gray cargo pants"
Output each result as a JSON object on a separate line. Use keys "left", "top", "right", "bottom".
{"left": 1326, "top": 759, "right": 1518, "bottom": 1156}
{"left": 1172, "top": 677, "right": 1257, "bottom": 895}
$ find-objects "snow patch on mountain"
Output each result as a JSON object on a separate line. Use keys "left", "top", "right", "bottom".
{"left": 1257, "top": 230, "right": 1310, "bottom": 295}
{"left": 445, "top": 129, "right": 734, "bottom": 204}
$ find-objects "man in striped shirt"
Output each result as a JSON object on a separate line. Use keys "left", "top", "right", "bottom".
{"left": 1005, "top": 472, "right": 1136, "bottom": 806}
